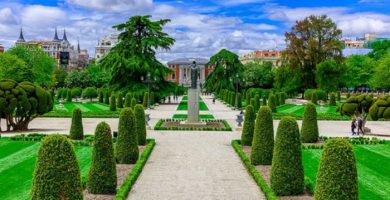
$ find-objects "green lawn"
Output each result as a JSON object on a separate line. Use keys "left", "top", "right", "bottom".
{"left": 44, "top": 102, "right": 120, "bottom": 118}
{"left": 177, "top": 96, "right": 209, "bottom": 111}
{"left": 0, "top": 140, "right": 92, "bottom": 200}
{"left": 172, "top": 114, "right": 215, "bottom": 119}
{"left": 277, "top": 104, "right": 339, "bottom": 115}
{"left": 303, "top": 143, "right": 390, "bottom": 200}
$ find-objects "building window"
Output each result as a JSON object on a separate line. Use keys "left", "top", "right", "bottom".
{"left": 172, "top": 74, "right": 175, "bottom": 80}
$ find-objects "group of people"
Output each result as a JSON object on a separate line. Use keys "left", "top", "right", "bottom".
{"left": 351, "top": 117, "right": 365, "bottom": 136}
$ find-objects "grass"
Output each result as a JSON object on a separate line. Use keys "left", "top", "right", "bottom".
{"left": 302, "top": 142, "right": 390, "bottom": 200}
{"left": 177, "top": 99, "right": 209, "bottom": 111}
{"left": 43, "top": 102, "right": 121, "bottom": 118}
{"left": 172, "top": 114, "right": 215, "bottom": 119}
{"left": 273, "top": 104, "right": 351, "bottom": 120}
{"left": 0, "top": 139, "right": 92, "bottom": 200}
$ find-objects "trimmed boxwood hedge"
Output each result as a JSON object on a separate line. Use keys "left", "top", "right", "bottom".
{"left": 315, "top": 138, "right": 358, "bottom": 200}
{"left": 110, "top": 95, "right": 116, "bottom": 111}
{"left": 268, "top": 94, "right": 277, "bottom": 113}
{"left": 117, "top": 92, "right": 124, "bottom": 108}
{"left": 311, "top": 93, "right": 318, "bottom": 104}
{"left": 271, "top": 117, "right": 304, "bottom": 196}
{"left": 31, "top": 135, "right": 83, "bottom": 200}
{"left": 135, "top": 104, "right": 147, "bottom": 145}
{"left": 300, "top": 103, "right": 319, "bottom": 143}
{"left": 70, "top": 108, "right": 84, "bottom": 140}
{"left": 251, "top": 106, "right": 274, "bottom": 165}
{"left": 104, "top": 92, "right": 110, "bottom": 105}
{"left": 116, "top": 108, "right": 139, "bottom": 164}
{"left": 88, "top": 122, "right": 117, "bottom": 194}
{"left": 241, "top": 105, "right": 255, "bottom": 146}
{"left": 124, "top": 93, "right": 132, "bottom": 108}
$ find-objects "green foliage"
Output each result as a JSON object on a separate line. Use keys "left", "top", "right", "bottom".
{"left": 131, "top": 98, "right": 137, "bottom": 109}
{"left": 311, "top": 92, "right": 318, "bottom": 104}
{"left": 241, "top": 105, "right": 255, "bottom": 146}
{"left": 316, "top": 59, "right": 345, "bottom": 92}
{"left": 116, "top": 108, "right": 139, "bottom": 163}
{"left": 251, "top": 106, "right": 274, "bottom": 165}
{"left": 300, "top": 103, "right": 319, "bottom": 143}
{"left": 370, "top": 52, "right": 390, "bottom": 90}
{"left": 71, "top": 87, "right": 82, "bottom": 99}
{"left": 88, "top": 122, "right": 117, "bottom": 194}
{"left": 31, "top": 135, "right": 83, "bottom": 200}
{"left": 268, "top": 94, "right": 277, "bottom": 113}
{"left": 124, "top": 93, "right": 132, "bottom": 107}
{"left": 66, "top": 89, "right": 72, "bottom": 102}
{"left": 0, "top": 53, "right": 33, "bottom": 82}
{"left": 134, "top": 105, "right": 147, "bottom": 145}
{"left": 271, "top": 117, "right": 304, "bottom": 195}
{"left": 329, "top": 93, "right": 336, "bottom": 106}
{"left": 262, "top": 96, "right": 267, "bottom": 106}
{"left": 340, "top": 94, "right": 373, "bottom": 116}
{"left": 70, "top": 108, "right": 84, "bottom": 140}
{"left": 143, "top": 92, "right": 148, "bottom": 108}
{"left": 99, "top": 90, "right": 104, "bottom": 103}
{"left": 236, "top": 93, "right": 242, "bottom": 108}
{"left": 110, "top": 95, "right": 116, "bottom": 111}
{"left": 117, "top": 92, "right": 124, "bottom": 108}
{"left": 369, "top": 95, "right": 390, "bottom": 120}
{"left": 204, "top": 49, "right": 244, "bottom": 93}
{"left": 104, "top": 92, "right": 110, "bottom": 104}
{"left": 337, "top": 91, "right": 341, "bottom": 102}
{"left": 315, "top": 139, "right": 358, "bottom": 200}
{"left": 304, "top": 89, "right": 326, "bottom": 101}
{"left": 344, "top": 55, "right": 374, "bottom": 88}
{"left": 273, "top": 65, "right": 301, "bottom": 95}
{"left": 254, "top": 95, "right": 260, "bottom": 112}
{"left": 65, "top": 65, "right": 110, "bottom": 88}
{"left": 368, "top": 39, "right": 390, "bottom": 60}
{"left": 53, "top": 67, "right": 67, "bottom": 88}
{"left": 243, "top": 60, "right": 274, "bottom": 88}
{"left": 82, "top": 87, "right": 98, "bottom": 102}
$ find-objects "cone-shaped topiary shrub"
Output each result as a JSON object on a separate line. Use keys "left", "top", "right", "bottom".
{"left": 251, "top": 106, "right": 274, "bottom": 165}
{"left": 337, "top": 91, "right": 341, "bottom": 102}
{"left": 116, "top": 108, "right": 139, "bottom": 163}
{"left": 275, "top": 93, "right": 281, "bottom": 106}
{"left": 66, "top": 89, "right": 72, "bottom": 102}
{"left": 236, "top": 93, "right": 242, "bottom": 108}
{"left": 241, "top": 105, "right": 255, "bottom": 146}
{"left": 150, "top": 92, "right": 155, "bottom": 105}
{"left": 88, "top": 122, "right": 117, "bottom": 194}
{"left": 104, "top": 92, "right": 110, "bottom": 104}
{"left": 124, "top": 93, "right": 132, "bottom": 107}
{"left": 300, "top": 102, "right": 319, "bottom": 143}
{"left": 262, "top": 96, "right": 267, "bottom": 106}
{"left": 268, "top": 94, "right": 277, "bottom": 113}
{"left": 131, "top": 98, "right": 137, "bottom": 109}
{"left": 31, "top": 135, "right": 83, "bottom": 199}
{"left": 315, "top": 138, "right": 358, "bottom": 200}
{"left": 254, "top": 95, "right": 260, "bottom": 112}
{"left": 311, "top": 92, "right": 318, "bottom": 104}
{"left": 117, "top": 92, "right": 124, "bottom": 108}
{"left": 99, "top": 90, "right": 104, "bottom": 103}
{"left": 271, "top": 117, "right": 304, "bottom": 195}
{"left": 134, "top": 104, "right": 147, "bottom": 145}
{"left": 329, "top": 93, "right": 336, "bottom": 106}
{"left": 70, "top": 108, "right": 83, "bottom": 140}
{"left": 250, "top": 98, "right": 255, "bottom": 108}
{"left": 143, "top": 92, "right": 148, "bottom": 108}
{"left": 109, "top": 95, "right": 116, "bottom": 111}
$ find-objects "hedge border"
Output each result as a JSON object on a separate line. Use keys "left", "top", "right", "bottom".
{"left": 114, "top": 138, "right": 156, "bottom": 200}
{"left": 154, "top": 119, "right": 232, "bottom": 131}
{"left": 231, "top": 140, "right": 278, "bottom": 200}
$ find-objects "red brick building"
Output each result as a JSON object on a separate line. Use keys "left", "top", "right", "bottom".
{"left": 167, "top": 58, "right": 214, "bottom": 87}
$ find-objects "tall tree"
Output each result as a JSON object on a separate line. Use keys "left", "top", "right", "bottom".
{"left": 370, "top": 52, "right": 390, "bottom": 90}
{"left": 344, "top": 55, "right": 375, "bottom": 89}
{"left": 368, "top": 40, "right": 390, "bottom": 60}
{"left": 204, "top": 49, "right": 244, "bottom": 93}
{"left": 53, "top": 67, "right": 68, "bottom": 88}
{"left": 316, "top": 59, "right": 346, "bottom": 93}
{"left": 0, "top": 53, "right": 33, "bottom": 82}
{"left": 243, "top": 61, "right": 274, "bottom": 88}
{"left": 273, "top": 65, "right": 301, "bottom": 95}
{"left": 284, "top": 15, "right": 343, "bottom": 92}
{"left": 99, "top": 15, "right": 175, "bottom": 95}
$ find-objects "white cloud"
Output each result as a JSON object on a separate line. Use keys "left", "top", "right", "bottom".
{"left": 66, "top": 0, "right": 153, "bottom": 12}
{"left": 22, "top": 5, "right": 67, "bottom": 28}
{"left": 0, "top": 8, "right": 18, "bottom": 25}
{"left": 217, "top": 0, "right": 269, "bottom": 6}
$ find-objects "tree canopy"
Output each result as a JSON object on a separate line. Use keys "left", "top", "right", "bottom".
{"left": 316, "top": 59, "right": 346, "bottom": 92}
{"left": 370, "top": 52, "right": 390, "bottom": 90}
{"left": 243, "top": 61, "right": 274, "bottom": 89}
{"left": 283, "top": 15, "right": 343, "bottom": 91}
{"left": 368, "top": 40, "right": 390, "bottom": 60}
{"left": 344, "top": 55, "right": 375, "bottom": 89}
{"left": 0, "top": 53, "right": 33, "bottom": 82}
{"left": 204, "top": 49, "right": 244, "bottom": 93}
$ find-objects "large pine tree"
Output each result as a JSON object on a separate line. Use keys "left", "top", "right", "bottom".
{"left": 100, "top": 15, "right": 176, "bottom": 95}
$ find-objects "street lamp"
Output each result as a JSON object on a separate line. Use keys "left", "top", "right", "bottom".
{"left": 141, "top": 72, "right": 155, "bottom": 109}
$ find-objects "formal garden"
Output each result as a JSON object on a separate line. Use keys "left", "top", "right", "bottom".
{"left": 0, "top": 13, "right": 389, "bottom": 200}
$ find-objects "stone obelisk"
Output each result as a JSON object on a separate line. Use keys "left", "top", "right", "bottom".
{"left": 187, "top": 61, "right": 200, "bottom": 123}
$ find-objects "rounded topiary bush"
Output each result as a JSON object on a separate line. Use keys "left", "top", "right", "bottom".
{"left": 329, "top": 93, "right": 336, "bottom": 106}
{"left": 300, "top": 102, "right": 319, "bottom": 143}
{"left": 311, "top": 92, "right": 318, "bottom": 104}
{"left": 315, "top": 138, "right": 358, "bottom": 200}
{"left": 124, "top": 93, "right": 132, "bottom": 108}
{"left": 109, "top": 95, "right": 116, "bottom": 111}
{"left": 82, "top": 87, "right": 98, "bottom": 102}
{"left": 116, "top": 108, "right": 139, "bottom": 164}
{"left": 271, "top": 117, "right": 304, "bottom": 195}
{"left": 241, "top": 105, "right": 255, "bottom": 146}
{"left": 88, "top": 122, "right": 117, "bottom": 194}
{"left": 70, "top": 108, "right": 84, "bottom": 140}
{"left": 117, "top": 92, "right": 124, "bottom": 108}
{"left": 251, "top": 106, "right": 274, "bottom": 165}
{"left": 134, "top": 104, "right": 147, "bottom": 145}
{"left": 31, "top": 135, "right": 83, "bottom": 200}
{"left": 268, "top": 94, "right": 277, "bottom": 113}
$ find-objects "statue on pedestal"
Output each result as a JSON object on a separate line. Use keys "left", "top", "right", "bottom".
{"left": 190, "top": 61, "right": 197, "bottom": 89}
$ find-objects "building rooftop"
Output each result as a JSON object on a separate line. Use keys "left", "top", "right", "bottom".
{"left": 167, "top": 58, "right": 209, "bottom": 65}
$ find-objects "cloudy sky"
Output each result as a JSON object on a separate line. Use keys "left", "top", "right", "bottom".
{"left": 0, "top": 0, "right": 390, "bottom": 62}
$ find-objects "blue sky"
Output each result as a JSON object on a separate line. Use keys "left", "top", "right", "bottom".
{"left": 1, "top": 0, "right": 390, "bottom": 61}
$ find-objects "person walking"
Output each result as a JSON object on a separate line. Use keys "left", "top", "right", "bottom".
{"left": 357, "top": 117, "right": 364, "bottom": 136}
{"left": 351, "top": 118, "right": 357, "bottom": 136}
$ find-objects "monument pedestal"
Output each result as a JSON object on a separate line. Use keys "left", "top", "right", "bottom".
{"left": 187, "top": 88, "right": 199, "bottom": 123}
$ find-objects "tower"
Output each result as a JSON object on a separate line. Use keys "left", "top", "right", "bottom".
{"left": 16, "top": 27, "right": 26, "bottom": 44}
{"left": 62, "top": 29, "right": 69, "bottom": 43}
{"left": 53, "top": 28, "right": 60, "bottom": 42}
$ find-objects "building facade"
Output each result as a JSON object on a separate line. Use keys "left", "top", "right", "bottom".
{"left": 239, "top": 50, "right": 282, "bottom": 67}
{"left": 15, "top": 28, "right": 89, "bottom": 69}
{"left": 95, "top": 33, "right": 119, "bottom": 60}
{"left": 166, "top": 58, "right": 214, "bottom": 87}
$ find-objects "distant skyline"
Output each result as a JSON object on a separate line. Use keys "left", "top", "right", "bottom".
{"left": 1, "top": 0, "right": 390, "bottom": 62}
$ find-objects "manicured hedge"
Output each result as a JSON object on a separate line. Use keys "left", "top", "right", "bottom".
{"left": 110, "top": 95, "right": 116, "bottom": 111}
{"left": 116, "top": 108, "right": 139, "bottom": 164}
{"left": 369, "top": 95, "right": 390, "bottom": 120}
{"left": 271, "top": 117, "right": 304, "bottom": 195}
{"left": 268, "top": 94, "right": 277, "bottom": 113}
{"left": 154, "top": 119, "right": 232, "bottom": 131}
{"left": 104, "top": 92, "right": 110, "bottom": 104}
{"left": 88, "top": 122, "right": 117, "bottom": 194}
{"left": 135, "top": 104, "right": 147, "bottom": 145}
{"left": 315, "top": 138, "right": 358, "bottom": 200}
{"left": 31, "top": 135, "right": 83, "bottom": 199}
{"left": 117, "top": 92, "right": 124, "bottom": 108}
{"left": 251, "top": 106, "right": 274, "bottom": 165}
{"left": 241, "top": 105, "right": 255, "bottom": 146}
{"left": 70, "top": 108, "right": 84, "bottom": 140}
{"left": 300, "top": 103, "right": 319, "bottom": 143}
{"left": 311, "top": 93, "right": 318, "bottom": 104}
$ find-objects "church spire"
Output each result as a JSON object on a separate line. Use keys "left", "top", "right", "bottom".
{"left": 16, "top": 27, "right": 26, "bottom": 43}
{"left": 53, "top": 27, "right": 60, "bottom": 42}
{"left": 77, "top": 39, "right": 80, "bottom": 53}
{"left": 62, "top": 29, "right": 69, "bottom": 42}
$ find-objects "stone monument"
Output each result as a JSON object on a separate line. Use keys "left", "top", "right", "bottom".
{"left": 187, "top": 61, "right": 200, "bottom": 123}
